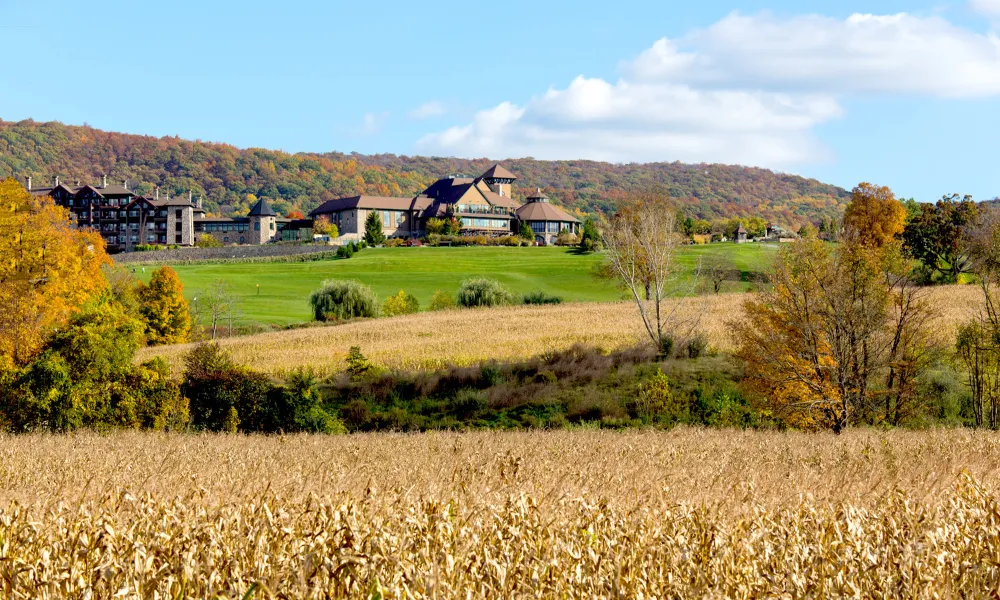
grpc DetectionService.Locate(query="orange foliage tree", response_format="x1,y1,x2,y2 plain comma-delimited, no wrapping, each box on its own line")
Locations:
735,184,934,431
0,178,109,369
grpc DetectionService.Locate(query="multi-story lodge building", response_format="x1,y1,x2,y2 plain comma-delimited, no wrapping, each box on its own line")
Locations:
309,164,581,245
26,177,311,252
27,176,202,252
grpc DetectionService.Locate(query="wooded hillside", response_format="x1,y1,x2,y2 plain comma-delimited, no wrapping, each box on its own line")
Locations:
0,119,848,226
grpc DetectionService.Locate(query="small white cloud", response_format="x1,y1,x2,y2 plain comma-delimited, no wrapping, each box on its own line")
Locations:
971,0,1000,16
409,101,447,120
360,112,388,135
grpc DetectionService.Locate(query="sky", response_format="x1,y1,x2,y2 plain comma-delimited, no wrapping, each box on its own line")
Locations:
2,0,1000,199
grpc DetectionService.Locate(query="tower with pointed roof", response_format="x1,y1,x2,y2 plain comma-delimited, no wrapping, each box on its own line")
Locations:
481,164,516,200
248,198,277,244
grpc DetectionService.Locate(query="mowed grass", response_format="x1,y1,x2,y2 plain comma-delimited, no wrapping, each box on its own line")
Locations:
134,244,777,325
140,284,980,377
4,429,1000,597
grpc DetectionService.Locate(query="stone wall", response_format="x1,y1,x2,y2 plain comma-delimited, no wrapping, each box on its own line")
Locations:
114,243,339,264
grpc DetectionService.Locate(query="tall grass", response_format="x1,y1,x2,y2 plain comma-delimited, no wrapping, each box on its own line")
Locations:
1,429,1000,597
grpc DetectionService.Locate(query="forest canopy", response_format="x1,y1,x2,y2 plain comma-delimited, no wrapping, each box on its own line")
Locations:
0,119,849,228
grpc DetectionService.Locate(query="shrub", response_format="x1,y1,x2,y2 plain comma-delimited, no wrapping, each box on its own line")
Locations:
428,290,457,311
336,245,354,259
457,278,516,308
384,238,405,248
309,280,378,322
426,218,446,235
522,290,563,305
346,346,381,380
383,290,420,317
556,231,580,246
519,221,534,241
686,333,709,359
196,234,222,248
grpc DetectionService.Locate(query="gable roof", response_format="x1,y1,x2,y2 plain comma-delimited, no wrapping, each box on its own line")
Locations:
481,164,516,180
310,195,428,215
248,198,277,217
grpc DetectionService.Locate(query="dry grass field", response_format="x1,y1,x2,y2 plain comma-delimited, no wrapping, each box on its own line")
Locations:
140,285,982,376
2,429,1000,598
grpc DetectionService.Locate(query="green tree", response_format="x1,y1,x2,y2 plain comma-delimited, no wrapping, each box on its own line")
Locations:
580,218,601,252
457,278,516,308
136,266,191,345
309,280,379,321
364,210,386,246
428,290,456,311
519,221,534,241
902,195,978,283
382,290,420,317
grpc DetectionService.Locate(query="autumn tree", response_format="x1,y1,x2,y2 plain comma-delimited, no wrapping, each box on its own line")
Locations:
842,182,907,248
313,215,338,238
700,252,738,294
285,210,306,220
0,178,109,369
136,266,192,345
736,183,934,431
601,191,698,355
196,233,222,248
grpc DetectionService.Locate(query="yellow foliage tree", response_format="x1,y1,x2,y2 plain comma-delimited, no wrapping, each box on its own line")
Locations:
136,266,192,345
0,178,109,369
843,182,906,248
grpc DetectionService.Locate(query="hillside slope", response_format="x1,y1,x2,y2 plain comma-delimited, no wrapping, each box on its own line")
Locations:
0,119,848,226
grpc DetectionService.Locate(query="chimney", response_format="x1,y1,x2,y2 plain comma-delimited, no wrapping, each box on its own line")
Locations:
123,180,128,190
189,190,193,203
102,175,107,188
155,187,159,200
197,197,203,209
55,176,60,186
26,176,31,191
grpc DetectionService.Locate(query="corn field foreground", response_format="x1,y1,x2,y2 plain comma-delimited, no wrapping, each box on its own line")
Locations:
3,429,1000,598
140,285,980,377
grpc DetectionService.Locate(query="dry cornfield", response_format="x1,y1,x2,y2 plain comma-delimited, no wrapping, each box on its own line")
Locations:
140,285,982,377
2,429,1000,598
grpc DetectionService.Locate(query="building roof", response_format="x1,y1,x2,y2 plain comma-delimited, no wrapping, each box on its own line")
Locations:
736,223,747,234
516,200,580,223
97,184,133,196
481,164,516,180
310,195,427,215
248,198,277,217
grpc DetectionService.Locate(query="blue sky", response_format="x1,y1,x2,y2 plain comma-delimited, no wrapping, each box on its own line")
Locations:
2,0,1000,199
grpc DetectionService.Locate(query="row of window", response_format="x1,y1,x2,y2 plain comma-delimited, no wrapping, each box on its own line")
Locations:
530,221,577,234
200,223,250,233
456,204,510,216
461,218,509,229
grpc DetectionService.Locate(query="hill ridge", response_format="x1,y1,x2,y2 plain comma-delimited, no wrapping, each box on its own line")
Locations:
0,118,848,227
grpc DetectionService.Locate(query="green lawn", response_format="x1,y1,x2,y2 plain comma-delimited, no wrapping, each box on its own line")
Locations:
135,244,776,325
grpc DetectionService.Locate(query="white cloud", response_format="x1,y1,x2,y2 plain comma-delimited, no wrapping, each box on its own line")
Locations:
360,112,388,135
971,0,1000,16
409,101,447,120
418,78,840,166
628,12,1000,97
419,11,1000,166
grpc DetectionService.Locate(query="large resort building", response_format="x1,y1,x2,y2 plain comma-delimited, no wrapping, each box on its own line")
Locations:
310,164,581,245
25,163,580,250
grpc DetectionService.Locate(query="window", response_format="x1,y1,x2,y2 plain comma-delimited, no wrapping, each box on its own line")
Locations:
548,222,560,233
461,218,474,227
175,234,182,244
240,236,245,243
254,222,260,231
531,222,545,234
395,211,403,225
382,210,391,228
175,209,182,219
224,237,229,243
269,221,275,231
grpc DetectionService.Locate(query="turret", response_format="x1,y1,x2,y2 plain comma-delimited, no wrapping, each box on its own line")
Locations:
481,164,517,199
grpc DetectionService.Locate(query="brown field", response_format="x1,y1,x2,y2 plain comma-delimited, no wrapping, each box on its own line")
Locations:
3,429,1000,598
140,285,982,376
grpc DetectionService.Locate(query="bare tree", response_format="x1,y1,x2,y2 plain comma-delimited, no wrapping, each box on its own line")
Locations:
600,191,698,355
201,280,240,340
700,252,738,294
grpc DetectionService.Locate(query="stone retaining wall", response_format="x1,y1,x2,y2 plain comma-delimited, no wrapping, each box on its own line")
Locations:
114,244,339,264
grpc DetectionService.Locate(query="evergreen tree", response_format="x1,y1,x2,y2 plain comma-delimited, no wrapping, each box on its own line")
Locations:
364,211,386,246
580,218,601,252
519,221,534,241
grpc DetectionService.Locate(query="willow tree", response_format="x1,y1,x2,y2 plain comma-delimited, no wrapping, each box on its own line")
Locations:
601,191,695,355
